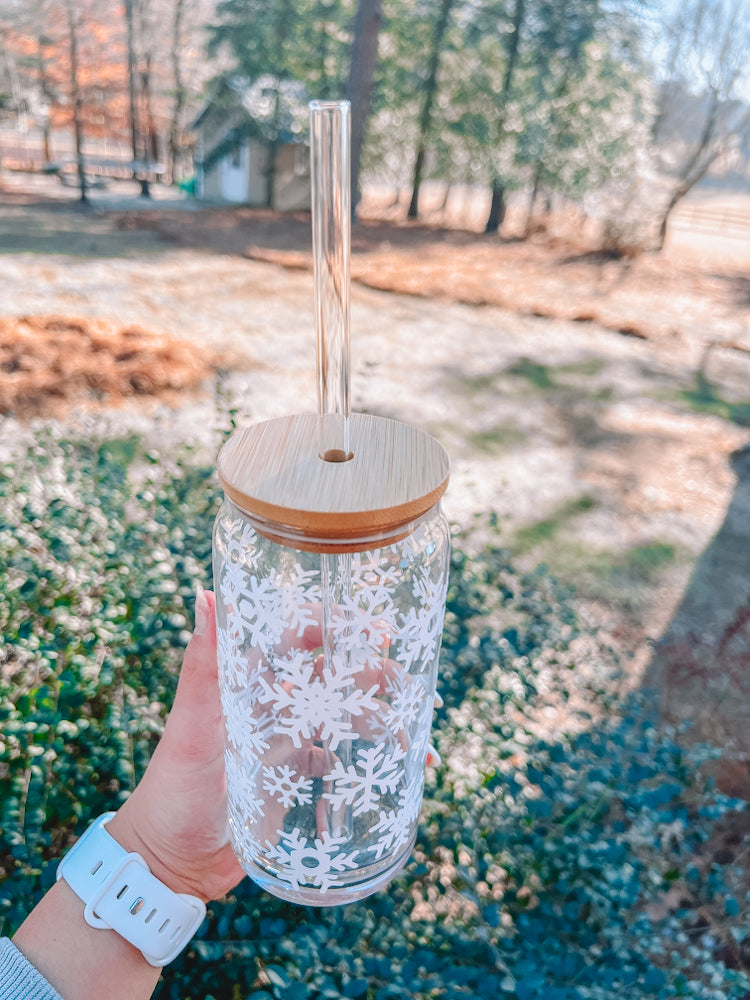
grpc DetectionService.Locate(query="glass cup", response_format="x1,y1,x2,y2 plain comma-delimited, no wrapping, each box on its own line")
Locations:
212,413,450,905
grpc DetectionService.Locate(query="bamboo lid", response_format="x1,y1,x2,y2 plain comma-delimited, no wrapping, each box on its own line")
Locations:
217,412,450,546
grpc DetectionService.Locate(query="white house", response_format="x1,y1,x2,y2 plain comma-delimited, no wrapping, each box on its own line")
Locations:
191,75,311,210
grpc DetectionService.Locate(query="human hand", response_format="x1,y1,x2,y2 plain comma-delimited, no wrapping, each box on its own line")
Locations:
108,588,442,901
107,587,245,903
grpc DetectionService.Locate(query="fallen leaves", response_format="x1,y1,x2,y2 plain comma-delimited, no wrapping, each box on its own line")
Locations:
0,314,215,417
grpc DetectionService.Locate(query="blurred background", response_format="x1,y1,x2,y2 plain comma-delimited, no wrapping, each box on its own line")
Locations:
0,0,748,244
1,2,750,998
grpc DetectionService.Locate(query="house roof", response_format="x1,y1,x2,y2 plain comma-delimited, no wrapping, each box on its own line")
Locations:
191,75,310,146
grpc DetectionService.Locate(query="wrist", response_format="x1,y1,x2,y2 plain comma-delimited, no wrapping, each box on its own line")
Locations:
14,878,162,1000
106,806,204,902
55,812,206,969
107,804,210,903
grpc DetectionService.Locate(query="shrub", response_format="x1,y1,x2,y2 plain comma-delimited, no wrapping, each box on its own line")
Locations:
0,431,747,999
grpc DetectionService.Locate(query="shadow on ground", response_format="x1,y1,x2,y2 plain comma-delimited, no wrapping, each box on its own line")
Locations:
647,444,750,773
0,194,174,258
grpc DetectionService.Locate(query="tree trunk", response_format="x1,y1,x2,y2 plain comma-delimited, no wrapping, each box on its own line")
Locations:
36,35,52,162
265,0,295,209
438,181,450,215
65,1,87,203
407,146,426,219
139,50,156,196
524,163,543,238
167,0,187,184
655,185,685,251
653,87,725,251
264,78,286,209
485,181,506,234
484,0,525,234
407,0,453,220
124,0,143,193
346,0,383,213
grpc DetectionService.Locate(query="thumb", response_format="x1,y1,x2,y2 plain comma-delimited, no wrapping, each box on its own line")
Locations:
175,585,218,694
162,586,222,752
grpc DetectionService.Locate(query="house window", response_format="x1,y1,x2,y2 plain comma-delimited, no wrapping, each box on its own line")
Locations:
231,144,242,168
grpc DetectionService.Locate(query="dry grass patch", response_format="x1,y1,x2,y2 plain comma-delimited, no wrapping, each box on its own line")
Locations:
0,314,214,417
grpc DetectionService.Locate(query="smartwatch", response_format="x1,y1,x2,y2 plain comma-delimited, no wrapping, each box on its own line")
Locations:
56,812,206,967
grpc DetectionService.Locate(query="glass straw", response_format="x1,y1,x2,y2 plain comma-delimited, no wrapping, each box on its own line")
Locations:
310,100,352,462
311,101,354,839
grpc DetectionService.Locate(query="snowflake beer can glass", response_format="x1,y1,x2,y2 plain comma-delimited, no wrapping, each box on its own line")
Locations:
213,412,450,904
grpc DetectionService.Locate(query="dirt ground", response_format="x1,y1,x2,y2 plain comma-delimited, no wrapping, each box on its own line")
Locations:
1,179,749,780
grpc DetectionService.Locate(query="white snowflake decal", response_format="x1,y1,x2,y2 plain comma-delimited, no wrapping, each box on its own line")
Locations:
222,688,273,759
215,502,450,896
351,550,401,591
271,647,314,681
323,743,406,816
225,751,265,819
383,672,428,734
398,572,447,670
367,806,414,860
265,827,359,893
257,652,379,750
262,764,313,808
413,571,448,617
271,564,321,637
367,767,423,859
220,559,249,604
331,588,397,654
224,521,260,567
216,625,250,689
236,575,286,653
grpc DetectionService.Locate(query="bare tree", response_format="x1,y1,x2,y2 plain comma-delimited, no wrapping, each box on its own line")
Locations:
125,0,157,196
124,0,141,189
167,0,188,183
484,0,525,234
653,0,750,249
407,0,454,220
61,0,87,202
346,0,383,212
35,29,55,162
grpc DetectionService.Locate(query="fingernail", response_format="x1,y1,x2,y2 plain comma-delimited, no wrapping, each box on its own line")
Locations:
433,691,444,708
426,744,442,768
194,584,209,636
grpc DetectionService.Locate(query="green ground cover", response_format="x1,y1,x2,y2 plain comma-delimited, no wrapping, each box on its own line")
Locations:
0,430,748,999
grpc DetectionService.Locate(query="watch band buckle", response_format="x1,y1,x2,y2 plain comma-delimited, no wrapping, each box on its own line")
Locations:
83,852,149,929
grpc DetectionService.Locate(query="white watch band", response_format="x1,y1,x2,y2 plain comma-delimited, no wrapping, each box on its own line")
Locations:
56,812,206,967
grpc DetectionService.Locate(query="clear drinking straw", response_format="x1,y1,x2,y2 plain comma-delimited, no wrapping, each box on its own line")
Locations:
310,100,352,462
311,100,354,839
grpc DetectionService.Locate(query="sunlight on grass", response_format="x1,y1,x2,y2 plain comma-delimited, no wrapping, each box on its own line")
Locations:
620,542,678,583
506,496,682,613
678,374,750,427
508,357,606,393
465,421,530,454
508,357,556,389
511,495,598,552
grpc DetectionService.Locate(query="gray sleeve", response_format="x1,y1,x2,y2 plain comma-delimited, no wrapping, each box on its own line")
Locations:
0,939,63,1000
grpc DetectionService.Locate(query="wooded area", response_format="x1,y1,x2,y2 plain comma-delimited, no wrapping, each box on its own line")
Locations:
1,6,750,994
0,0,749,242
